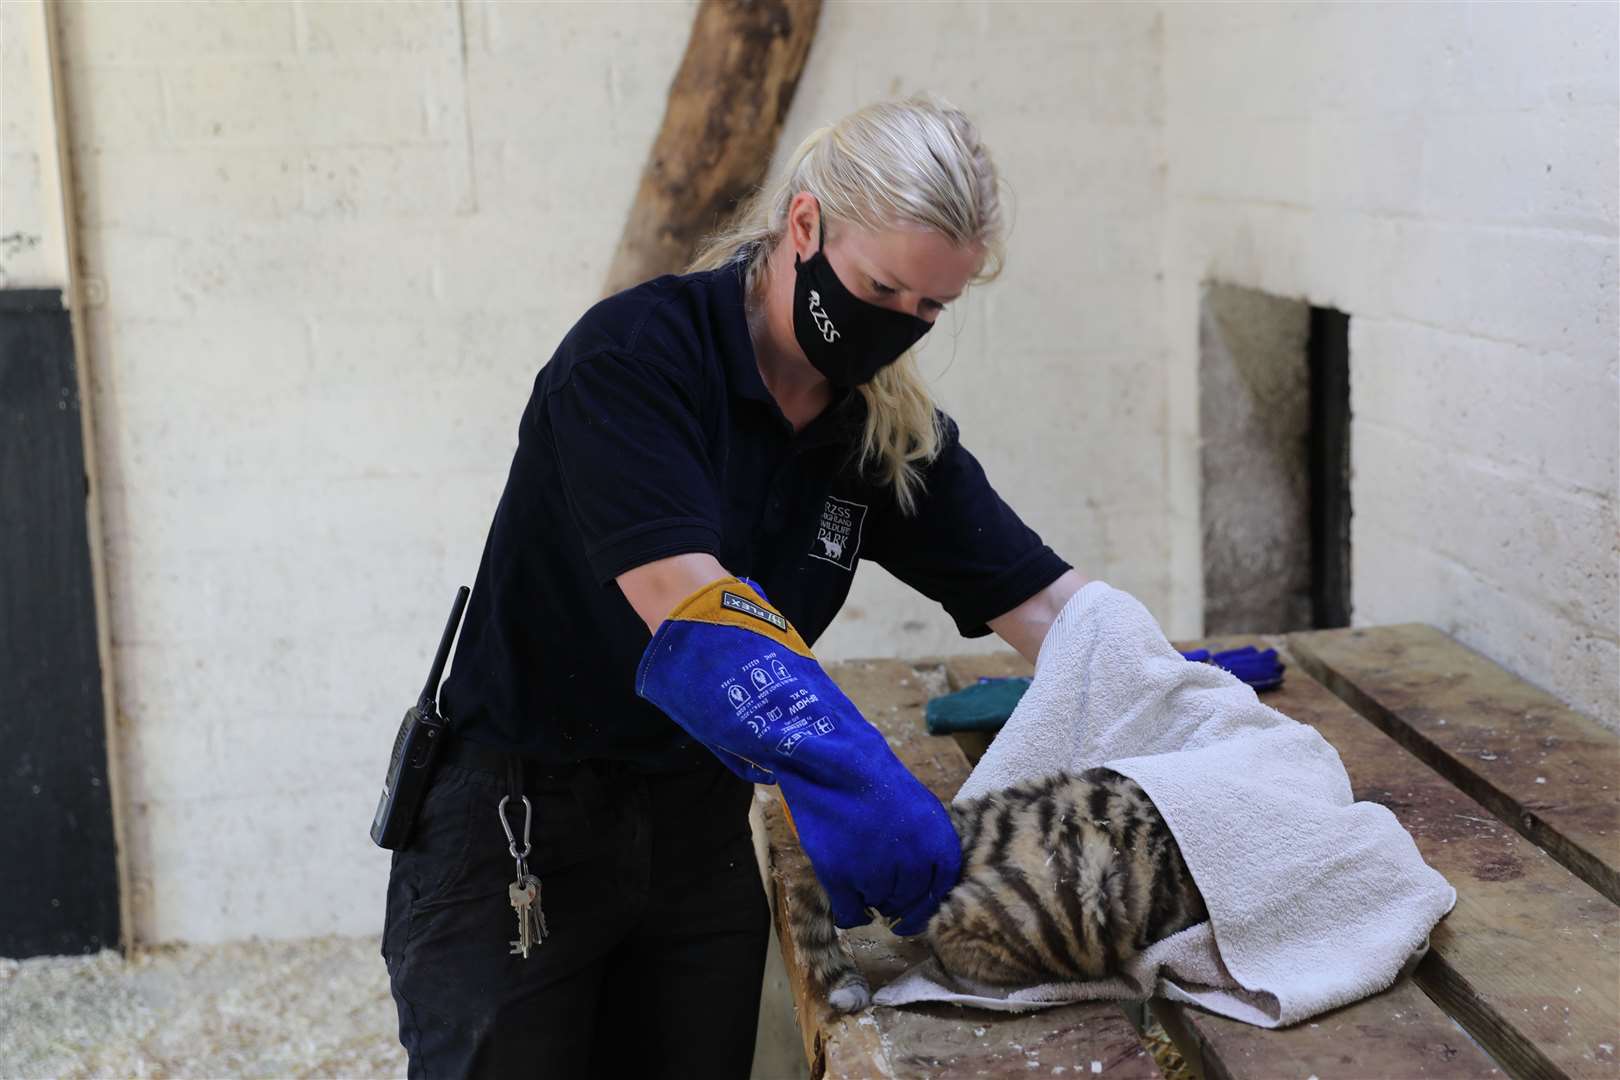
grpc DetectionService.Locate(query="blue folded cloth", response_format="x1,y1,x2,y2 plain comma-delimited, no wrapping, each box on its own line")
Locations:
924,646,1285,735
1181,645,1287,691
924,677,1031,734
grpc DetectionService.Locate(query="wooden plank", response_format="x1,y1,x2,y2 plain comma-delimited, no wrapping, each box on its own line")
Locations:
1153,979,1500,1080
1289,623,1620,906
762,798,889,1076
944,650,1502,1080
846,1001,1157,1080
763,658,1156,1079
1199,635,1617,1080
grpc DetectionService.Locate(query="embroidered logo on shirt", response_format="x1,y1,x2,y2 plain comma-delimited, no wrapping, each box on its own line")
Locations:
721,591,789,632
809,496,867,571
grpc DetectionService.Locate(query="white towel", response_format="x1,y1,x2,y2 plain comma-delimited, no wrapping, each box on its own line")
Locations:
872,581,1457,1027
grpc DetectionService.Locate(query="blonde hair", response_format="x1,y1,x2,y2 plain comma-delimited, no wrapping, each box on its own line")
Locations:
686,94,1007,515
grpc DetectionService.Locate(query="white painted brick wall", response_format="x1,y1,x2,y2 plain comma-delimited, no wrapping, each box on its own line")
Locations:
21,0,701,944
1164,1,1619,729
2,0,65,287
6,0,1613,944
11,0,1166,943
796,2,1170,659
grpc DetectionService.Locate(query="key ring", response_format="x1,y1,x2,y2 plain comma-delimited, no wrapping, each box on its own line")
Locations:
498,794,532,861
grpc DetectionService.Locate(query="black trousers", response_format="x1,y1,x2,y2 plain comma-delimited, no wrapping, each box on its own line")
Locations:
381,752,770,1079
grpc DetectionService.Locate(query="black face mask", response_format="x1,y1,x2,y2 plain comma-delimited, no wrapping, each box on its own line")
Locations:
792,213,933,388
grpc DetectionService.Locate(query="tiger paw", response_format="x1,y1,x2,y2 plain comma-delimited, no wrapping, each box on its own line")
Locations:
827,974,872,1013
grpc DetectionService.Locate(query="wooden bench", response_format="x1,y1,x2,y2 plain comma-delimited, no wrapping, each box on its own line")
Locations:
761,626,1619,1079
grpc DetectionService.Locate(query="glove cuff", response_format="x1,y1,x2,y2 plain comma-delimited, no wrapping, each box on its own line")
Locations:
633,575,817,778
645,576,815,665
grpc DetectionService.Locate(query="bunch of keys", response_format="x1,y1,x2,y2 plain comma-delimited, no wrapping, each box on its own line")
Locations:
498,793,548,958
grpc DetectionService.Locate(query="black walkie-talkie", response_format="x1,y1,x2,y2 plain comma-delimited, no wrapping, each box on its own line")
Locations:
370,585,470,850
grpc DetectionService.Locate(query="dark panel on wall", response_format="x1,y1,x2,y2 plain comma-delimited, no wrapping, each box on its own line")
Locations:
1199,283,1315,636
0,288,121,957
1308,306,1352,629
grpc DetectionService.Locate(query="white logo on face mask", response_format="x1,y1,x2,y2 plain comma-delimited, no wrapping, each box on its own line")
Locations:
807,289,839,344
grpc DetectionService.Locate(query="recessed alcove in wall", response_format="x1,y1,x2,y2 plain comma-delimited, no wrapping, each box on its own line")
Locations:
1200,284,1351,635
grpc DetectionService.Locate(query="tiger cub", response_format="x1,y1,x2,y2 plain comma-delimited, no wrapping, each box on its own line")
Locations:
782,768,1208,1013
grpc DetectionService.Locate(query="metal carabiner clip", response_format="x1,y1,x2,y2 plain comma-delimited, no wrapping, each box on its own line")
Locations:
497,793,532,861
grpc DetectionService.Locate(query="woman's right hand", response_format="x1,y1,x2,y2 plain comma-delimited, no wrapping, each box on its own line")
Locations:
633,575,962,934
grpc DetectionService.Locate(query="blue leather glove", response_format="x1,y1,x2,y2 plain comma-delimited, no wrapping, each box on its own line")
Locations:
636,577,961,934
674,578,787,787
1180,645,1286,690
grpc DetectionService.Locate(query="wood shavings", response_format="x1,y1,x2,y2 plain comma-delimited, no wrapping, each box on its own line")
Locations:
0,935,403,1078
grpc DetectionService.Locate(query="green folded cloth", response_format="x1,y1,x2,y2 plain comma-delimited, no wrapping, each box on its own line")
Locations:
924,676,1031,734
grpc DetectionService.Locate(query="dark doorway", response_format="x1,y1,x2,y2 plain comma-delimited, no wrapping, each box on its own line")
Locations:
1,288,122,957
1200,284,1351,635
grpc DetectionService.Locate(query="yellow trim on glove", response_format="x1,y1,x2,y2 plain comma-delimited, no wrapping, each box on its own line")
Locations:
665,577,816,659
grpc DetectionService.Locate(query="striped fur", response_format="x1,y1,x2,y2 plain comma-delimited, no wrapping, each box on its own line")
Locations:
784,768,1207,1012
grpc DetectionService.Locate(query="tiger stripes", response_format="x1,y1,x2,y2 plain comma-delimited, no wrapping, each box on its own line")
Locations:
782,768,1208,1011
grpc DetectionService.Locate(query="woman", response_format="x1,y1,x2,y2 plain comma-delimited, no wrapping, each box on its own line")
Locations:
381,94,1087,1078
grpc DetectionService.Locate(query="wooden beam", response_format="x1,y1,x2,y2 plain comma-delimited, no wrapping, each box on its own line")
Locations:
1289,623,1620,906
948,650,1506,1080
603,0,821,297
1234,635,1616,1080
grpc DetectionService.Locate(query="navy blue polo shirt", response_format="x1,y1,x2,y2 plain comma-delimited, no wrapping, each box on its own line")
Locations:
439,259,1070,770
